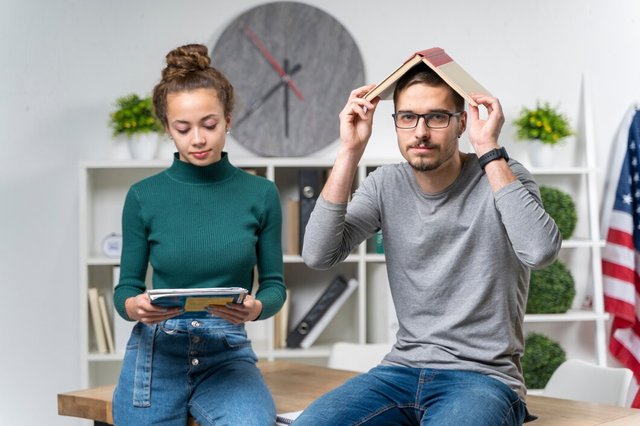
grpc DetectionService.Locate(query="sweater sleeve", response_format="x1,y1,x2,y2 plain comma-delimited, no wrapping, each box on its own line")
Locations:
113,187,149,321
254,183,287,320
494,161,562,269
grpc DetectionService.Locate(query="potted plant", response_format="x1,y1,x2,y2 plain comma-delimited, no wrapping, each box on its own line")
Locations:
513,101,573,167
109,94,164,160
522,333,566,389
539,185,577,239
526,260,576,314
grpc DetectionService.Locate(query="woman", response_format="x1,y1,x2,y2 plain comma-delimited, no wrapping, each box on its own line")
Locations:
112,43,286,425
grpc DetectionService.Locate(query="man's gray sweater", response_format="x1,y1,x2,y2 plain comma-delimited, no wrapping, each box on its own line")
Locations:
302,155,561,399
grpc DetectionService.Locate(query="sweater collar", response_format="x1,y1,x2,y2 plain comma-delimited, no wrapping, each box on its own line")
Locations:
166,152,237,184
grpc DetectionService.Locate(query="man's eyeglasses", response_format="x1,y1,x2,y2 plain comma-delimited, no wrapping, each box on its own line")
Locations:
392,111,463,129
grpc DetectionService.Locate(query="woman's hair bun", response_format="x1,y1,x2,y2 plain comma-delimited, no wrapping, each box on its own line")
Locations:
163,44,211,79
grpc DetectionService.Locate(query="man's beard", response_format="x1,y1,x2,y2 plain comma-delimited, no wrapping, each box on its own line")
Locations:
407,140,456,172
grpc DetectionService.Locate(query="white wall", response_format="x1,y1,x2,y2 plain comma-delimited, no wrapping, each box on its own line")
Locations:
1,0,639,424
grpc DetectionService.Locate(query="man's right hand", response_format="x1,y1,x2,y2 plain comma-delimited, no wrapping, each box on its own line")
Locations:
338,84,379,154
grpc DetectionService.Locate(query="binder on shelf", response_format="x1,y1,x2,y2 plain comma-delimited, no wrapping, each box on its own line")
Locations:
88,287,108,354
286,275,358,349
298,169,325,252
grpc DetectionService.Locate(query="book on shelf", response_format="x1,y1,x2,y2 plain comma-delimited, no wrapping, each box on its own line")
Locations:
148,287,248,319
88,287,108,354
273,289,291,349
286,199,300,255
98,294,115,354
364,47,491,106
286,276,358,349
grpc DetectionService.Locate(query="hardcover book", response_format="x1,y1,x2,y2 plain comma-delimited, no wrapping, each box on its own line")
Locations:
148,287,248,318
364,47,491,106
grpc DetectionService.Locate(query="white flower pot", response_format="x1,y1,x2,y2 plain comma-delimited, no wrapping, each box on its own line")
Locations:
127,133,159,160
528,142,557,168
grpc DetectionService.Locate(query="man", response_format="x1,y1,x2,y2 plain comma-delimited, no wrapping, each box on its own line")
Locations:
296,63,561,425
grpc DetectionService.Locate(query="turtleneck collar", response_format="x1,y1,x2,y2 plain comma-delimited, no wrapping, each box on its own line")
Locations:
166,152,237,184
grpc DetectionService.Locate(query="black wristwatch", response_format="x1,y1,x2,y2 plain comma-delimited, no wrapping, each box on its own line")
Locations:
478,147,509,170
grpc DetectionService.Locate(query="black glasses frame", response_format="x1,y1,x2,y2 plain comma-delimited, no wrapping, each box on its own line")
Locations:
391,111,463,129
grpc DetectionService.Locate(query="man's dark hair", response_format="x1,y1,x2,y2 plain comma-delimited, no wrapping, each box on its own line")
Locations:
393,63,465,112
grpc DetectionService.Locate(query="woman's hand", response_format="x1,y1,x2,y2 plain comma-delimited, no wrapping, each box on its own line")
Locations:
208,294,263,324
125,293,182,325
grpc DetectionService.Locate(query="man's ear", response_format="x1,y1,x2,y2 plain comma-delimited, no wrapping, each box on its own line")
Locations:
458,110,468,136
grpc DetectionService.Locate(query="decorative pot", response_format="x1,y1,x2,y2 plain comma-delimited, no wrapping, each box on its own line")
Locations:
127,133,159,160
528,141,557,168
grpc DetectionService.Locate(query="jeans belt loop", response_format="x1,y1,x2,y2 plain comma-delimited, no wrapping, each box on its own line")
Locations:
132,323,157,407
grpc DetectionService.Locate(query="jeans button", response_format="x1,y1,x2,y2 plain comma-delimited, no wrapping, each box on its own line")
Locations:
191,358,199,366
191,320,200,328
192,336,201,344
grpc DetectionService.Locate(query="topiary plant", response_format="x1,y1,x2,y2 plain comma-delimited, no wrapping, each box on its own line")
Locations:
522,333,566,389
540,185,577,239
527,260,576,314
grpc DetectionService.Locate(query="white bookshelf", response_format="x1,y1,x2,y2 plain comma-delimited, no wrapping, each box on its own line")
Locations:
78,157,398,387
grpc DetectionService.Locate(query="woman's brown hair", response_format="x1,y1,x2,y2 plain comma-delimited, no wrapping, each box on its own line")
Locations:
153,44,235,128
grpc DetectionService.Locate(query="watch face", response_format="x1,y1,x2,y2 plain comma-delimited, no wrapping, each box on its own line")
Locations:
212,2,365,157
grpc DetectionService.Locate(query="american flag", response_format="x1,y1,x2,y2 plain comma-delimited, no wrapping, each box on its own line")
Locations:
602,109,640,408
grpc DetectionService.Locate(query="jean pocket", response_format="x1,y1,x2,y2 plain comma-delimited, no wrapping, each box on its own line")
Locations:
220,326,251,349
125,322,144,350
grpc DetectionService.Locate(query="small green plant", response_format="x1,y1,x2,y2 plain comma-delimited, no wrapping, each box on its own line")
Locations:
540,186,578,239
522,333,566,389
109,94,163,137
514,102,572,145
527,260,576,314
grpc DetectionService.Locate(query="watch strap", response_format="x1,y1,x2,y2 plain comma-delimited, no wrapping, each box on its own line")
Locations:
478,147,509,170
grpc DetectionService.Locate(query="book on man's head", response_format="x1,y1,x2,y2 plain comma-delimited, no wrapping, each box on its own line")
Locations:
364,47,491,106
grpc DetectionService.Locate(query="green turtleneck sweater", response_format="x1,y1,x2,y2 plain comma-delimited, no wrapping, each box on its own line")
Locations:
114,152,286,321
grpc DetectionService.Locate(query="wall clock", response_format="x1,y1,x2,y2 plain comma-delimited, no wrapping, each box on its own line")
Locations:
211,2,365,157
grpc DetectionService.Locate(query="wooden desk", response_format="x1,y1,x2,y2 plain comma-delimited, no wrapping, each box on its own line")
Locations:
58,360,640,425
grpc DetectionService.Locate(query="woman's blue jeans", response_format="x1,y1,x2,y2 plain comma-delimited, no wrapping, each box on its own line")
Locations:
293,365,530,426
112,317,275,426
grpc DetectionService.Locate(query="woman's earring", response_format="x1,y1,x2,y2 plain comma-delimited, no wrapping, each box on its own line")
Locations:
226,128,231,135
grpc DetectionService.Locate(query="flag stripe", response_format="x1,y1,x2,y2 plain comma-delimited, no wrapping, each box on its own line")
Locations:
602,109,640,408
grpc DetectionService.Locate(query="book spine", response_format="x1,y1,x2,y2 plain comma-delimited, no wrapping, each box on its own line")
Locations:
286,275,350,349
98,294,115,354
88,287,108,354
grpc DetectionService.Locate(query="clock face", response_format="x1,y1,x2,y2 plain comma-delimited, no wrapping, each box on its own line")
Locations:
212,2,365,157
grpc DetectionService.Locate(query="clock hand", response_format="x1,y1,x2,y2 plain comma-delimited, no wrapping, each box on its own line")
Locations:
284,59,290,138
234,63,302,129
240,21,304,101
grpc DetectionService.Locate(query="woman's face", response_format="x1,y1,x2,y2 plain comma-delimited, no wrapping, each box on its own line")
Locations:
165,88,231,166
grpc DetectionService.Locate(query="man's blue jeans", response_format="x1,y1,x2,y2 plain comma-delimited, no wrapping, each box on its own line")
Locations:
293,365,530,425
112,317,275,426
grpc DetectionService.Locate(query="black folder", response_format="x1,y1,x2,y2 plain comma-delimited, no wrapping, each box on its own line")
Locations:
286,275,352,349
298,169,324,252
